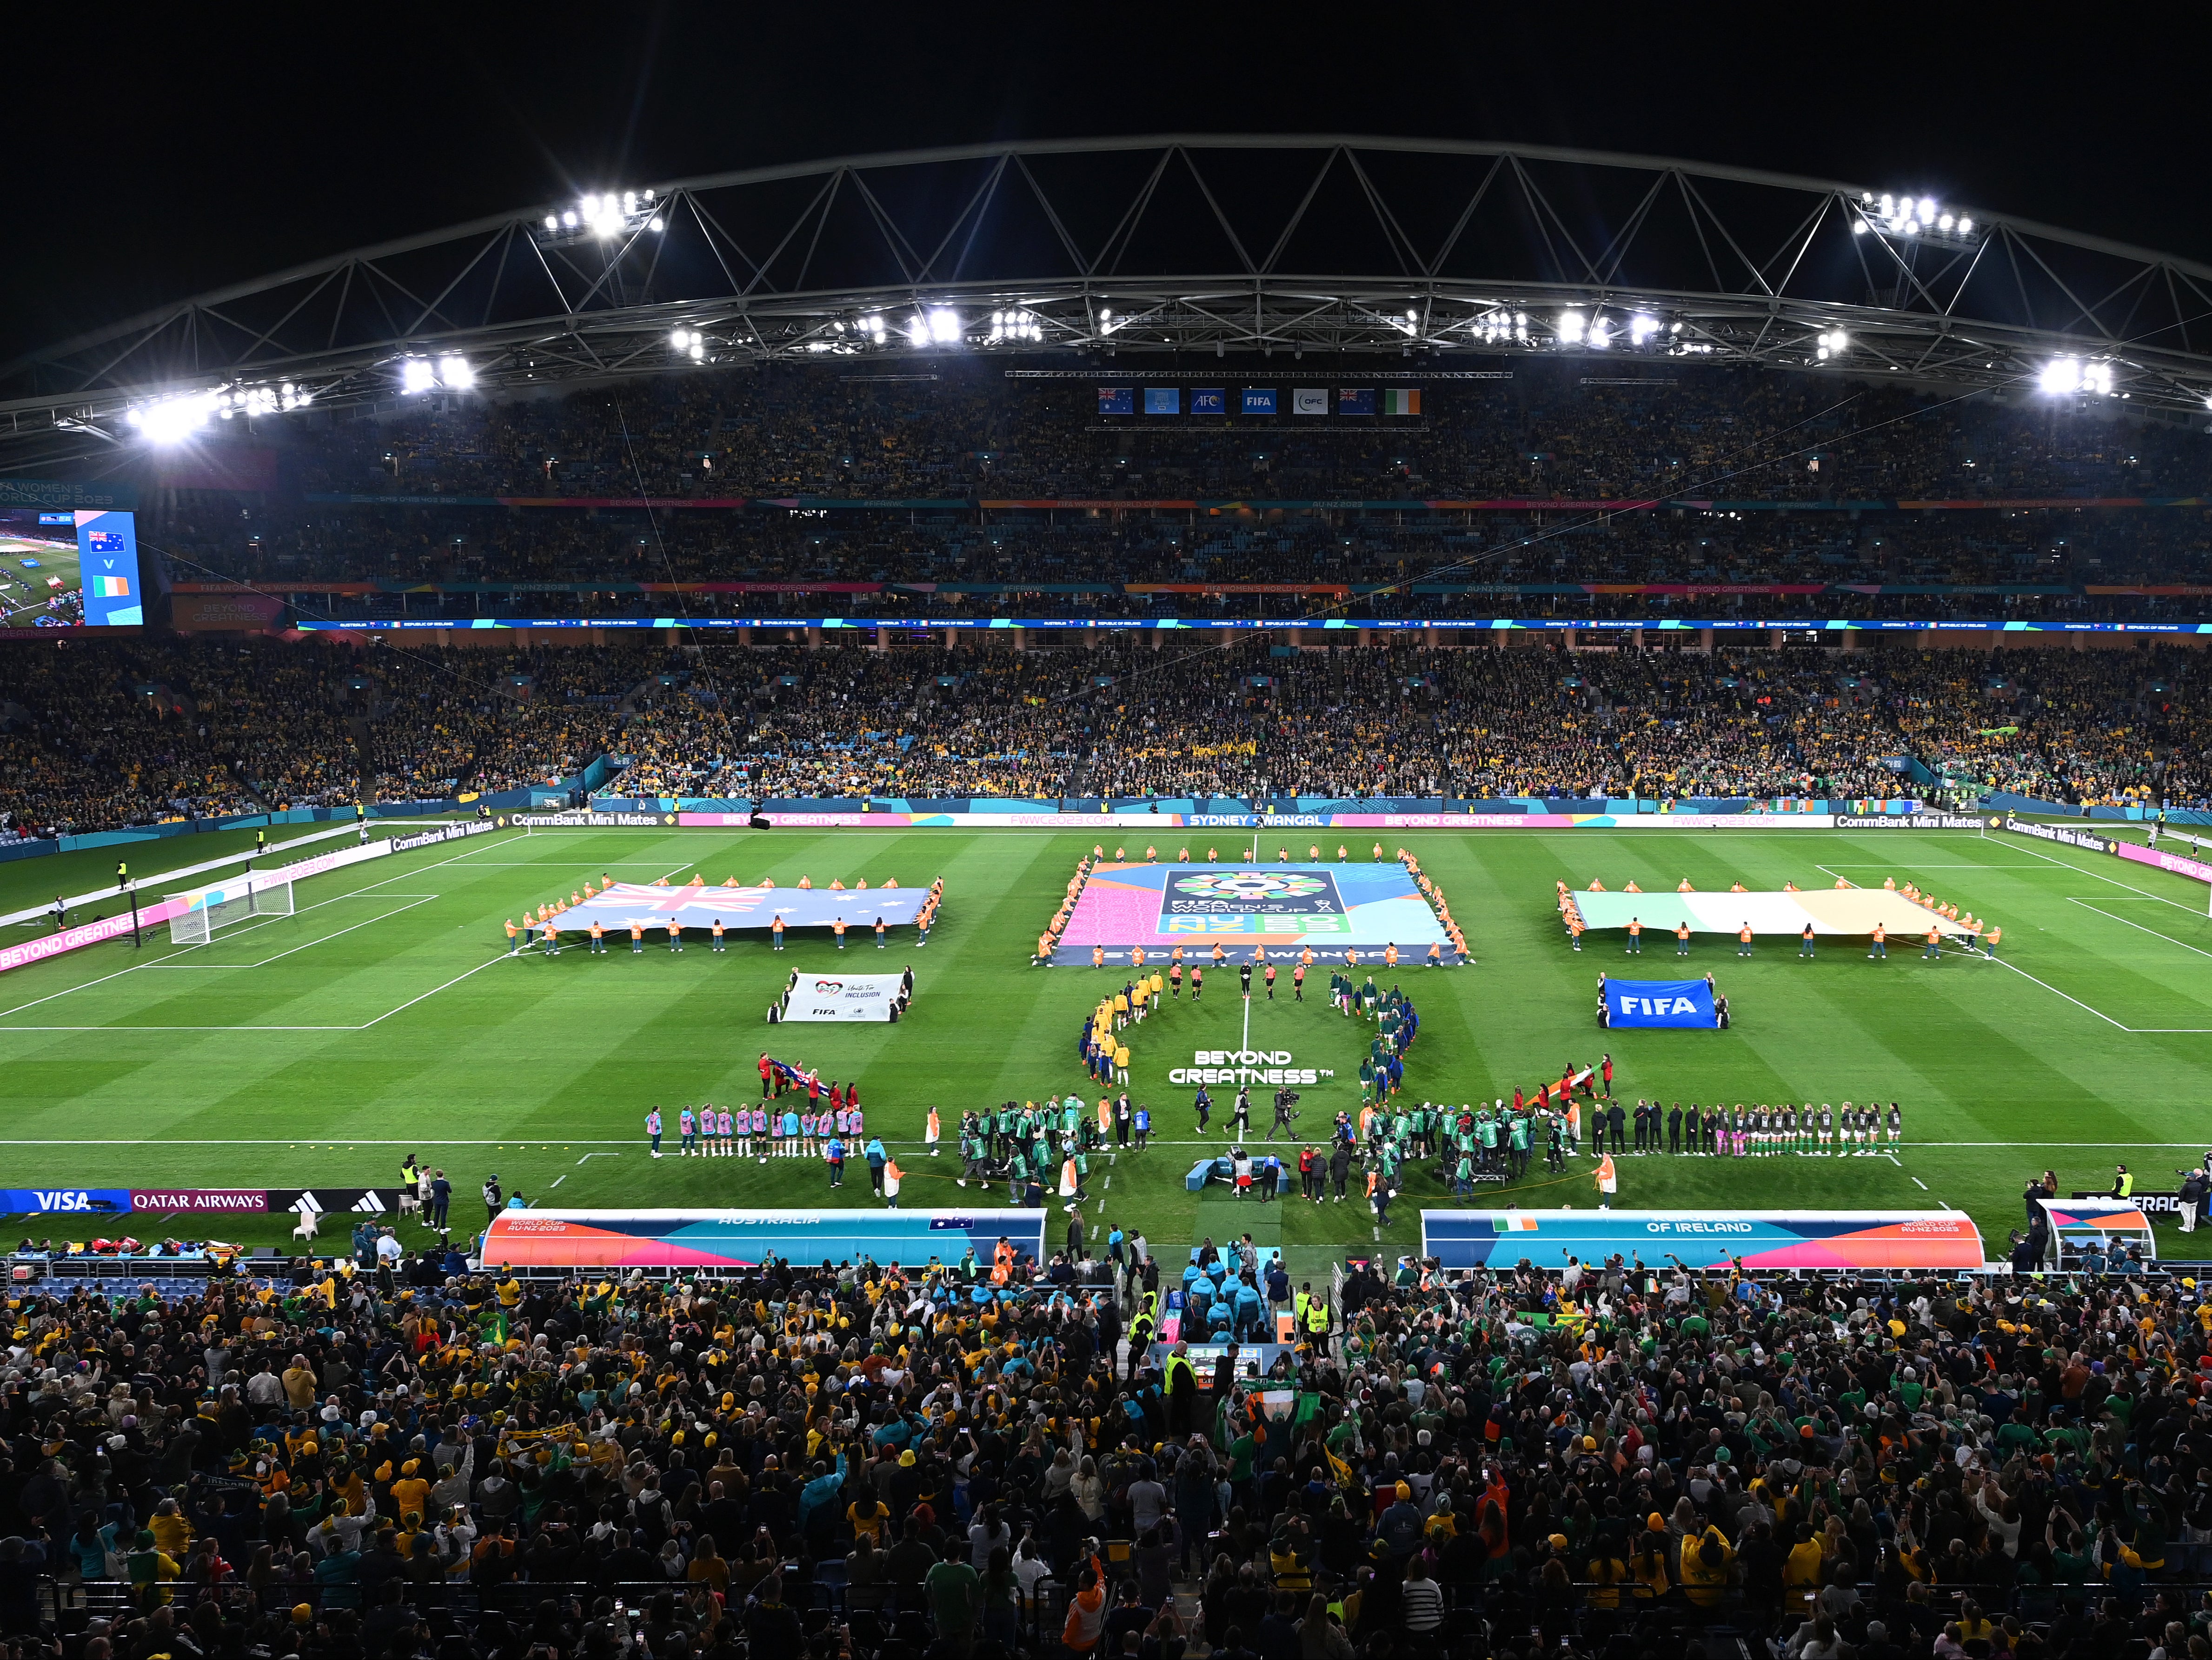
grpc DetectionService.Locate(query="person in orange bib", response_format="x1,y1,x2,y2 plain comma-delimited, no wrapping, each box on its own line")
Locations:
1737,923,1754,958
504,919,520,953
1923,924,1942,961
1594,1151,1618,1208
1983,924,2001,959
1092,944,1105,969
1868,922,1886,960
1675,920,1691,957
1626,918,1643,956
771,915,786,951
832,918,847,949
629,919,645,953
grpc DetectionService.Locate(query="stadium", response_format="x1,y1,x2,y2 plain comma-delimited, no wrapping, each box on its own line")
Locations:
1,118,2210,1653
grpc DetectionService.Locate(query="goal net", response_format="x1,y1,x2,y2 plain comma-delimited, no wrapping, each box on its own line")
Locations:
167,873,294,947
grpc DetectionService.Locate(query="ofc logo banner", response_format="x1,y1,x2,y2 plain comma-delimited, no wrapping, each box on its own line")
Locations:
1604,979,1716,1029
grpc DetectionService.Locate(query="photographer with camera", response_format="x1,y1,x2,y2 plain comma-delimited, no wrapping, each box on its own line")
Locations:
1267,1086,1301,1140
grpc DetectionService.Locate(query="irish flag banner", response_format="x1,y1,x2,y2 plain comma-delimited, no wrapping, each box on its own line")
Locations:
1381,388,1422,416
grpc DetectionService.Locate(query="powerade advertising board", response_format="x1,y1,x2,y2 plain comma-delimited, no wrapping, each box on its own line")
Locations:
1420,1209,1985,1272
480,1208,1046,1270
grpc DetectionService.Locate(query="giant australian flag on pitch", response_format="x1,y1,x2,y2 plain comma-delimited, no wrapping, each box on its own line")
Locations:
1606,979,1716,1029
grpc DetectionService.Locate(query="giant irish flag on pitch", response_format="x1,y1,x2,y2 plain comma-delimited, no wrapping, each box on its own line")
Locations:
1381,388,1421,415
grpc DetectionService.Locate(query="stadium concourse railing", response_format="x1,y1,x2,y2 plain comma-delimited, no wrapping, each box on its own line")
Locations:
34,1563,2212,1645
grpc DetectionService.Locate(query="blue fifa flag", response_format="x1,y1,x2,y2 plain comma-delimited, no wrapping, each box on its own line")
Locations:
1143,387,1179,415
1605,978,1716,1029
1338,388,1376,415
1098,387,1134,415
1242,388,1277,415
1191,388,1227,415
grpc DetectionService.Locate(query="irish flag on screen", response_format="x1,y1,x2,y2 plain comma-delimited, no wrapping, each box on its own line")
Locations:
1382,388,1421,415
95,576,130,598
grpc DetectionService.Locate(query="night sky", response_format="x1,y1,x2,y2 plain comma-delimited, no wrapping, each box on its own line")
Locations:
7,5,2204,365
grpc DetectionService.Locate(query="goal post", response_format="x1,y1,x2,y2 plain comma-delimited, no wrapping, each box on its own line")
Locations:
166,873,294,946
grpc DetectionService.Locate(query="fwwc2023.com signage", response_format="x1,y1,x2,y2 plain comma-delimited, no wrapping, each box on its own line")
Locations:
1169,1049,1334,1087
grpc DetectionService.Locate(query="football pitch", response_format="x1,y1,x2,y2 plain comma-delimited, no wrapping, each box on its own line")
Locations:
0,533,81,623
0,822,2207,1274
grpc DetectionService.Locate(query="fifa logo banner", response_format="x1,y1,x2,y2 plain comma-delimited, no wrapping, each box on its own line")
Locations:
1604,978,1717,1029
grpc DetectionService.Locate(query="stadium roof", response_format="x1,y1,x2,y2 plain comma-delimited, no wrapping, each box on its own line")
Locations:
9,134,2212,459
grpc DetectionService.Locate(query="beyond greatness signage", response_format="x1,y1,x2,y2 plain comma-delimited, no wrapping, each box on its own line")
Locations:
1169,1048,1334,1087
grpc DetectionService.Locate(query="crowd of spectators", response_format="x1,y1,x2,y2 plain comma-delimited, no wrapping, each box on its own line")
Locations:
275,360,2212,506
124,358,2212,628
2,633,2205,836
4,1229,2212,1660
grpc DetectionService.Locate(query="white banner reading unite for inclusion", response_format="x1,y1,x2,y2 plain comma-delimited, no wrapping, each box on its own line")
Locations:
783,973,906,1022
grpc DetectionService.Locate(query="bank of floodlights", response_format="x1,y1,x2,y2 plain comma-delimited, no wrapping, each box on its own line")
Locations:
538,189,665,243
1814,329,1849,361
1470,310,1528,345
670,328,709,362
397,355,475,395
988,309,1043,344
124,390,222,444
2038,357,2114,397
906,307,963,346
1853,192,1977,242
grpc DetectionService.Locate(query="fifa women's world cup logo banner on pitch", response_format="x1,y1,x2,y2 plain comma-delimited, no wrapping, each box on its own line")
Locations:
1053,861,1449,963
1163,870,1343,934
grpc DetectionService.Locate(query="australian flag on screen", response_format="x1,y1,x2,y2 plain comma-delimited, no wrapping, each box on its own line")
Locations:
88,531,125,553
1191,388,1227,415
1338,388,1376,416
1098,387,1134,415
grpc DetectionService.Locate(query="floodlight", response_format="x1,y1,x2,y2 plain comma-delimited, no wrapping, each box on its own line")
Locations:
439,355,475,390
2082,361,2113,395
648,216,664,232
2039,359,2082,394
928,307,961,344
1958,218,1973,235
126,390,219,444
1556,309,1586,344
1852,220,1869,234
1628,312,1660,344
582,194,600,215
544,216,558,231
562,211,578,228
1879,194,1893,215
672,328,691,348
1918,198,1935,219
1587,315,1613,349
401,359,438,395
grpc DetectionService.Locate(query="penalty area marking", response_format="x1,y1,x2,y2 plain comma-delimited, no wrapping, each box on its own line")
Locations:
2066,898,2212,959
1981,953,2212,1033
0,950,511,1033
145,895,442,969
